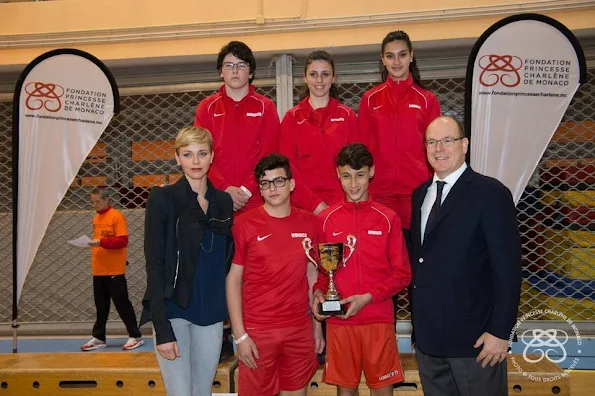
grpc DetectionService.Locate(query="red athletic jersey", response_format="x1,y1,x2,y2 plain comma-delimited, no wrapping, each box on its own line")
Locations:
358,75,441,228
194,85,280,212
232,206,317,329
280,97,359,210
313,198,411,326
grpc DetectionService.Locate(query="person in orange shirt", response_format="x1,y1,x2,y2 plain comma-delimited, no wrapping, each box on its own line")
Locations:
81,188,143,352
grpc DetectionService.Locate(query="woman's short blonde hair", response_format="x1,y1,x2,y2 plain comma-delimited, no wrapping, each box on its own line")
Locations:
175,126,213,153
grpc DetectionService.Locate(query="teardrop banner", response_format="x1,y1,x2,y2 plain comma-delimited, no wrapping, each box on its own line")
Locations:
12,49,119,350
465,13,586,203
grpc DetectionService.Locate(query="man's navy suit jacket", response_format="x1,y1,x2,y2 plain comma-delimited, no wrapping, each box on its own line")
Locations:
410,166,522,358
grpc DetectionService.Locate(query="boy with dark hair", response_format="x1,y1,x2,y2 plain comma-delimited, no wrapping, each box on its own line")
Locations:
312,143,412,396
216,41,257,83
194,41,280,213
336,142,374,171
253,153,293,181
226,153,324,396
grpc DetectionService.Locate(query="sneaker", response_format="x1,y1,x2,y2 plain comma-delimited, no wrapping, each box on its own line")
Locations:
122,337,144,351
81,337,106,351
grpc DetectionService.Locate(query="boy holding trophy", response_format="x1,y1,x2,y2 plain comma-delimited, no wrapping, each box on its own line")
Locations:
227,154,324,396
312,143,412,395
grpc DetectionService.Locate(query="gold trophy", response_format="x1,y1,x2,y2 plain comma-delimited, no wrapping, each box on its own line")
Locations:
303,235,356,315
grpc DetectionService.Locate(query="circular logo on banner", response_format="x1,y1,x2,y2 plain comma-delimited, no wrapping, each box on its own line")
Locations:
25,82,64,112
508,309,581,382
478,54,523,87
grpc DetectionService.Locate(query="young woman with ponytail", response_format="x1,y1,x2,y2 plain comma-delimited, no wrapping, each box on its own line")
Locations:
358,31,441,234
280,50,359,212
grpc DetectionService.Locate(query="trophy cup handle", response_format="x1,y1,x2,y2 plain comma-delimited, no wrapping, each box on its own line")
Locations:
302,238,318,268
343,235,357,266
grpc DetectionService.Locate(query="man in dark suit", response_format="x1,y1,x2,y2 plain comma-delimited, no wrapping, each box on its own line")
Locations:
410,116,522,396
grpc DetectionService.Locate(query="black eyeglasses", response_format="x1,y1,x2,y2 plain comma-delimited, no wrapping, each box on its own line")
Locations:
258,177,290,190
425,137,465,148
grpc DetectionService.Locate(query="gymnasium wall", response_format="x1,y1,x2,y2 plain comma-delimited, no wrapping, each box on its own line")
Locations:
1,1,594,66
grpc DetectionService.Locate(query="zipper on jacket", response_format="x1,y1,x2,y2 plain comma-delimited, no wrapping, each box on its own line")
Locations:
225,238,234,263
233,103,239,183
173,218,180,288
355,203,363,296
210,217,231,223
352,202,365,325
212,217,233,264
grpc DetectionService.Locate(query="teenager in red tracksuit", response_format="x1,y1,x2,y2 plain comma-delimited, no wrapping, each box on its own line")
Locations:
194,41,280,213
227,154,323,396
358,31,441,232
280,50,359,214
312,143,412,396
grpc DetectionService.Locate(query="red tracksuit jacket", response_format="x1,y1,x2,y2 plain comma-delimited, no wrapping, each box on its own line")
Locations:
313,198,412,326
280,97,359,211
358,75,441,228
194,85,280,211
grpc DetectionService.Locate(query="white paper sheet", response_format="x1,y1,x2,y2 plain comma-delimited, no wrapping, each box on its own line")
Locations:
67,235,92,248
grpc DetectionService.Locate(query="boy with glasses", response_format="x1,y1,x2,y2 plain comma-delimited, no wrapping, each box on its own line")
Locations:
194,41,280,213
312,143,411,396
226,154,324,396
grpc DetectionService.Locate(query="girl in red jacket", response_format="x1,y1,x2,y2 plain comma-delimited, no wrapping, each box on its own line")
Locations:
358,31,441,232
280,50,359,214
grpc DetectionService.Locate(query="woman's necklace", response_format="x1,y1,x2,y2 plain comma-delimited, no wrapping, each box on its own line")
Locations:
197,193,213,253
201,232,214,253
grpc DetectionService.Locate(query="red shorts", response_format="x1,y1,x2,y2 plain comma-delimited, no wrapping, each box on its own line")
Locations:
324,323,404,389
238,322,318,396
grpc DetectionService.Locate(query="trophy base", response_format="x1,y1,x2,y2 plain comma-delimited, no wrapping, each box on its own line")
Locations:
319,300,345,316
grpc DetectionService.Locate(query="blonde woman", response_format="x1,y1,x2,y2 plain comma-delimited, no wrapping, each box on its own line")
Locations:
140,126,234,395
